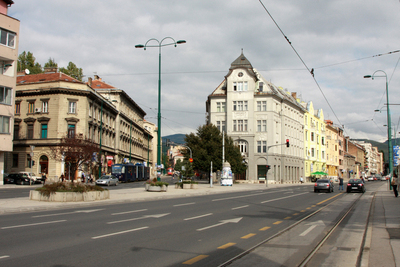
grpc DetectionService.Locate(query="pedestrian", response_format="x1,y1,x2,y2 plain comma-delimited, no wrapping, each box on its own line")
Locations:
300,176,304,184
60,174,65,182
42,173,47,185
391,173,398,198
339,177,344,191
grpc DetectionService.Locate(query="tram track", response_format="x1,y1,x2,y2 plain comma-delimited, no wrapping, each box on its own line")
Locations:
219,192,372,267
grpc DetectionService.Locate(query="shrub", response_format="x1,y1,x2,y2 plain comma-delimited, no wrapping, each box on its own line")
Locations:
145,179,168,187
35,182,106,197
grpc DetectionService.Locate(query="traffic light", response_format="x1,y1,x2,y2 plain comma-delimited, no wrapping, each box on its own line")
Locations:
266,165,270,171
286,139,289,147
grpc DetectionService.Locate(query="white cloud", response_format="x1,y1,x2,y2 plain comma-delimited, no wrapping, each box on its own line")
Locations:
10,0,400,141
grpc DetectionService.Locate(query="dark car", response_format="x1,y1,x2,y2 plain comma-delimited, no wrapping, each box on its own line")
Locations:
314,179,334,193
347,178,366,193
6,173,33,185
4,174,16,184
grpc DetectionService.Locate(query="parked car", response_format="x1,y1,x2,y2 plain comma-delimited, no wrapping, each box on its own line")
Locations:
18,172,41,184
4,174,17,184
95,175,118,186
314,179,334,193
7,173,34,185
380,175,388,181
347,178,366,193
367,176,375,181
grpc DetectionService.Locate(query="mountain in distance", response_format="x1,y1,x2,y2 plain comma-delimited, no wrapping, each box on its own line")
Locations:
162,134,186,145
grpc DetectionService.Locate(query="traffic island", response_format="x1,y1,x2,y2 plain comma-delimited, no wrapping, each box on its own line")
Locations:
145,179,169,192
29,182,110,202
30,190,110,202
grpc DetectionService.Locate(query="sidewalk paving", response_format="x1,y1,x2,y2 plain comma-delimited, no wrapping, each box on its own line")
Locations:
0,181,398,266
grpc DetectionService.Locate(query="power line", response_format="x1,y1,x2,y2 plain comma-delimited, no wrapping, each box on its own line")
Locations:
315,50,400,69
258,0,343,129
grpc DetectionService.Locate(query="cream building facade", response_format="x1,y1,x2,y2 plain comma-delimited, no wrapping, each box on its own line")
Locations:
206,52,305,183
7,71,152,181
0,0,19,184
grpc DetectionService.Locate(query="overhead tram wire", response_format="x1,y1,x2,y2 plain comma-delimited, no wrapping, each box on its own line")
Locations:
258,0,343,129
85,51,399,78
315,50,400,70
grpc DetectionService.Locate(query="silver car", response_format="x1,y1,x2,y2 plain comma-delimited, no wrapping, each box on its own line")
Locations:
314,179,334,193
95,175,119,186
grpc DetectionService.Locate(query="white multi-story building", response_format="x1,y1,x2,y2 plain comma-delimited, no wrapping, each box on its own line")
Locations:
206,52,305,183
0,0,19,184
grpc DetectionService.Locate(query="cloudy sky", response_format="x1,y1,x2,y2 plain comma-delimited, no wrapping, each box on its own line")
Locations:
9,0,400,142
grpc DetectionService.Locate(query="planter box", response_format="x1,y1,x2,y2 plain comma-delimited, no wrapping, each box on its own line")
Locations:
183,184,191,189
29,190,110,202
147,185,168,192
191,184,198,189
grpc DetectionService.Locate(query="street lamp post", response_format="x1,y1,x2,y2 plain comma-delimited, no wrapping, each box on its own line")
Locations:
98,100,103,179
364,71,393,181
135,37,186,178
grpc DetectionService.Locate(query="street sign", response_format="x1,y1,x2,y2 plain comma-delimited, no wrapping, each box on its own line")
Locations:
189,158,193,163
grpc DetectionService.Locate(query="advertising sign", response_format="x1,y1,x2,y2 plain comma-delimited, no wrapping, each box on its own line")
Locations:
394,145,400,167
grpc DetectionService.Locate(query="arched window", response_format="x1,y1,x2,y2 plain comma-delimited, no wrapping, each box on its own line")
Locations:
39,155,49,174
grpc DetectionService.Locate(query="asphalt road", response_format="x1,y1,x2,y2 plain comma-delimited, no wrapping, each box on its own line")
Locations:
0,181,384,267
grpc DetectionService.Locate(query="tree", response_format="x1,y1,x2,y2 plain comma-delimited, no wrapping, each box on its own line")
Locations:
174,159,183,172
17,51,43,74
49,135,99,181
44,58,58,68
184,124,246,176
59,61,83,81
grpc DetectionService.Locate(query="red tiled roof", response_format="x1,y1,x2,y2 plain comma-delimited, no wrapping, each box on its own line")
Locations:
16,72,83,85
90,80,116,89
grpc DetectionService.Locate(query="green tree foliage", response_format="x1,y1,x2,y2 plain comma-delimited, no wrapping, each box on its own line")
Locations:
17,51,43,74
174,159,183,172
17,52,84,81
59,62,83,81
44,58,58,68
184,124,246,175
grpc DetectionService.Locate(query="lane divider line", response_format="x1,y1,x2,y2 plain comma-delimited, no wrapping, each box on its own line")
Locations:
261,192,309,203
174,202,196,207
317,193,342,205
259,226,271,231
241,233,256,239
218,243,236,249
273,221,282,225
232,205,249,210
184,213,213,221
91,226,148,239
1,220,66,229
182,255,209,265
111,209,147,215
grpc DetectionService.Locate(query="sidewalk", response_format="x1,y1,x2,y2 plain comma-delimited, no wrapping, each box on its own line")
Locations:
0,181,398,266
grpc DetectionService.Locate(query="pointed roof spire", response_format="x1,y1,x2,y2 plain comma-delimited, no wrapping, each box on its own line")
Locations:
225,49,258,81
230,49,253,70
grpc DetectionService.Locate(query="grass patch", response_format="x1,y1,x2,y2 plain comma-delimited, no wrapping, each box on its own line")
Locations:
35,182,106,197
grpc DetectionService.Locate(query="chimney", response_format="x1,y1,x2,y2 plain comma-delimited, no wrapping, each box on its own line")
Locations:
291,92,297,99
88,77,92,87
94,75,101,81
44,67,57,74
